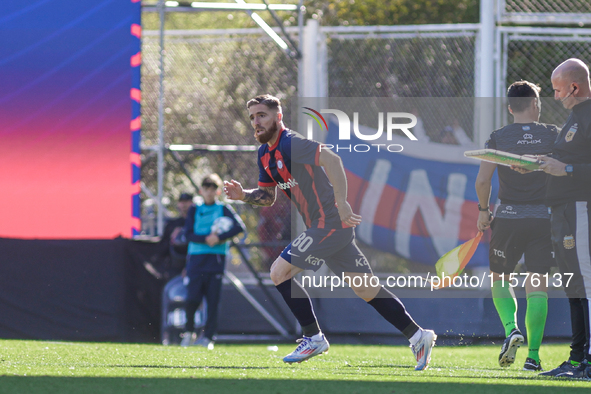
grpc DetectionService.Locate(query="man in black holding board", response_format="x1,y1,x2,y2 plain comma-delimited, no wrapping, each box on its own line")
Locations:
534,58,591,379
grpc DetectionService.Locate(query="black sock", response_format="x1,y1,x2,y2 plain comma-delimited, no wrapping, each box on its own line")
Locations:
184,300,200,332
367,287,420,339
276,279,320,337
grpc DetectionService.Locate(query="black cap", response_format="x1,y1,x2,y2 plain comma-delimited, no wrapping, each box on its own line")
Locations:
178,193,193,201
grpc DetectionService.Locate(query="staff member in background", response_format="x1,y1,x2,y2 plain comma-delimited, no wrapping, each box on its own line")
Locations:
181,174,245,349
146,193,194,280
534,58,591,379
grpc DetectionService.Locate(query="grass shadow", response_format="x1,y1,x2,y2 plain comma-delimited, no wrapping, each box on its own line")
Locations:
0,376,589,394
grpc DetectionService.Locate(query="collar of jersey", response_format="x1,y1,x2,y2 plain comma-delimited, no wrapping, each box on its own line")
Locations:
268,128,286,151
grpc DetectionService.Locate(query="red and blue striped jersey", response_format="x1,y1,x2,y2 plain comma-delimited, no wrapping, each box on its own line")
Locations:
257,129,343,229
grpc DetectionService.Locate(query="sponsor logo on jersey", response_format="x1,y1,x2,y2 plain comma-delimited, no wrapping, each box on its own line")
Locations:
305,255,325,266
500,205,517,215
277,178,299,190
565,123,578,142
517,133,541,144
522,126,531,131
493,249,506,258
355,257,369,267
563,235,575,249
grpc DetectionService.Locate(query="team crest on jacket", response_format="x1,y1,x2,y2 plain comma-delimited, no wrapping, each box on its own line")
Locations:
565,123,578,142
563,235,575,249
277,160,284,169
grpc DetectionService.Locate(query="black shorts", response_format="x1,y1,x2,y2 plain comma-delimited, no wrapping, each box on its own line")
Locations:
489,217,555,275
280,227,372,275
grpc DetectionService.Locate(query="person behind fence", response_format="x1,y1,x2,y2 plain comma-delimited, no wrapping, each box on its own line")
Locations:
531,58,591,379
475,80,558,372
180,174,245,348
224,94,437,370
147,193,194,280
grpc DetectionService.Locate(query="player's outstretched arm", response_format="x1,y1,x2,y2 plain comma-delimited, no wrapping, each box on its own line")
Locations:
224,180,276,207
318,149,362,227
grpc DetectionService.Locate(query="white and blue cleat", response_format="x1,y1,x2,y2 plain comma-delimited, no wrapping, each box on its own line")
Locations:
411,329,437,371
283,333,330,364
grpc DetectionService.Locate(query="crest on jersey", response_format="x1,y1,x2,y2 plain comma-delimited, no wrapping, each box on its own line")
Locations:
563,235,575,249
565,123,578,142
277,160,284,169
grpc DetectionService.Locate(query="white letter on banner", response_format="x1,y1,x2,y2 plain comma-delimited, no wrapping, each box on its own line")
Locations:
358,159,392,245
395,170,466,258
321,109,350,140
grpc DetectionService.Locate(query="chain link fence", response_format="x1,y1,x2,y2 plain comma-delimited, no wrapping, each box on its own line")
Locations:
141,24,481,273
504,0,591,14
141,29,297,270
142,30,298,148
140,19,590,273
325,26,478,143
501,29,591,126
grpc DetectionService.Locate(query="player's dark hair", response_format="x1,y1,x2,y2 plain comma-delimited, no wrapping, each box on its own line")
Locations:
507,80,541,113
246,94,282,112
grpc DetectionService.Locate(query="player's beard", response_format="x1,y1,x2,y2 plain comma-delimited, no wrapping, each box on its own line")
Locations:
254,122,278,144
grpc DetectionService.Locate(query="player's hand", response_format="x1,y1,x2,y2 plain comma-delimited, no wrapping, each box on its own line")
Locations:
224,180,245,200
477,210,493,231
337,201,362,227
510,165,532,174
538,156,567,176
205,234,220,246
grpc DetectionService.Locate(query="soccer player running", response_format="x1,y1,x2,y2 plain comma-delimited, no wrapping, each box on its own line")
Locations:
224,94,436,370
533,58,591,379
476,81,558,371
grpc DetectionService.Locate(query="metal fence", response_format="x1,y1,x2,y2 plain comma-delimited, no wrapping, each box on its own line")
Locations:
141,29,297,270
498,27,591,126
140,12,591,272
142,29,298,148
323,25,479,142
503,0,591,14
140,24,481,272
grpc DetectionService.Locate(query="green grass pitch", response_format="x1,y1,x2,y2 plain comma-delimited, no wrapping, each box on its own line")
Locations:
0,340,589,393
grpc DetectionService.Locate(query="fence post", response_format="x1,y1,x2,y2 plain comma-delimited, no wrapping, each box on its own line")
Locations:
300,18,328,142
301,19,319,98
156,0,166,236
475,0,496,146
